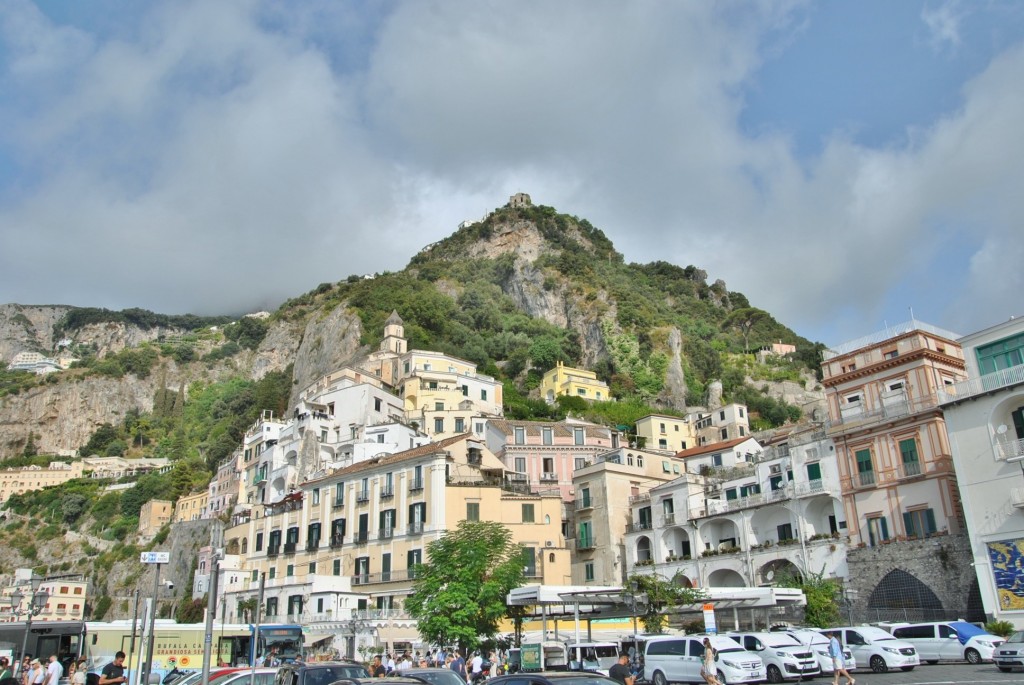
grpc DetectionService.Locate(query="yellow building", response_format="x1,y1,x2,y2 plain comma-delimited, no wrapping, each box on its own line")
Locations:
174,491,209,523
635,414,696,453
0,572,88,623
222,433,569,654
0,461,85,504
540,362,611,403
139,499,173,538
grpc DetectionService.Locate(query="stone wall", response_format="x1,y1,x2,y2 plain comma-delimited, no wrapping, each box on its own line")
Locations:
845,532,981,622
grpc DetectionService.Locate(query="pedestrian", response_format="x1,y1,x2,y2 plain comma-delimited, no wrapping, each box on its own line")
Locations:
608,653,634,685
72,660,87,685
828,632,854,685
450,652,467,682
18,658,31,685
28,660,44,685
98,653,127,685
700,639,720,685
370,656,385,678
469,652,483,683
0,658,14,681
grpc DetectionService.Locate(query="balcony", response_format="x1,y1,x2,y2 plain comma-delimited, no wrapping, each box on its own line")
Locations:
900,460,923,479
939,363,1024,405
353,531,369,544
858,471,876,487
305,540,321,552
1012,488,1024,509
574,498,595,511
332,498,345,509
253,473,268,485
353,608,411,620
625,521,653,534
267,546,280,557
407,521,425,535
378,527,394,540
380,487,394,500
356,490,370,503
829,394,942,435
409,479,424,492
997,438,1024,462
663,513,676,526
283,542,297,555
351,569,418,586
575,537,597,551
329,534,345,549
628,493,651,505
540,472,558,482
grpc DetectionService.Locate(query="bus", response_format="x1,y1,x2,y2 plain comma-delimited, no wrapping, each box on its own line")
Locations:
0,621,85,669
85,621,304,679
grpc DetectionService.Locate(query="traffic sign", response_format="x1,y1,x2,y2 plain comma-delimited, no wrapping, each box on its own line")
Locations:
140,551,170,564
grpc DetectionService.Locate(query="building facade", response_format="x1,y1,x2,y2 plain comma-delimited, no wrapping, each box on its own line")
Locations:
540,362,612,403
940,315,1024,626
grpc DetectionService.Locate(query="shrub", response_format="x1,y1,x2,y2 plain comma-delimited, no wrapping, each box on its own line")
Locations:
986,620,1015,638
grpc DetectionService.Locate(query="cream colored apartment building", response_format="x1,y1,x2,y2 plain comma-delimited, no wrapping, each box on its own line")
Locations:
540,361,612,403
174,490,209,523
223,433,569,655
139,499,173,538
0,571,88,623
0,461,84,503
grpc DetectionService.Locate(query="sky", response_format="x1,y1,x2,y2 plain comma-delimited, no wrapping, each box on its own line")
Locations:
2,0,1023,347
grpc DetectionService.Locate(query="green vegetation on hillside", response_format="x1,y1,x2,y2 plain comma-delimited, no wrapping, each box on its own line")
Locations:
54,307,233,336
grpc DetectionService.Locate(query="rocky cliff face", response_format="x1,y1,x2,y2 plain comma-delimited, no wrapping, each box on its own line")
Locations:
0,304,73,360
288,305,367,405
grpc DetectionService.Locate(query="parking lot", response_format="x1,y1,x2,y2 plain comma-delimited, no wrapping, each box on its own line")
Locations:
831,662,1020,683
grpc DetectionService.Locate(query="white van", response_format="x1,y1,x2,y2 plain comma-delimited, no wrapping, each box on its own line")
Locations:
887,621,1004,664
728,632,820,682
566,642,620,675
821,626,919,673
644,634,764,685
781,628,857,674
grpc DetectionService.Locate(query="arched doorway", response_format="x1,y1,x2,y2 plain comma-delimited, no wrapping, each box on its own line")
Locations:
758,558,801,585
708,568,746,587
868,568,944,620
636,536,652,563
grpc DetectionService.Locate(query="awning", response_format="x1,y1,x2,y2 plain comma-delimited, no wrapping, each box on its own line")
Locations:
304,633,334,647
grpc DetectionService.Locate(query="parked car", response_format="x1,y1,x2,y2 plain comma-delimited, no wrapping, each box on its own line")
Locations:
780,628,857,674
994,630,1024,672
391,669,468,685
644,634,764,685
214,669,279,685
487,672,621,685
727,631,820,682
886,621,1004,664
818,626,918,673
275,661,371,685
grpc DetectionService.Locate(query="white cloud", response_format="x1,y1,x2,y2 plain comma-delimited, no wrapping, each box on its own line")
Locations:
0,0,1021,344
921,1,965,51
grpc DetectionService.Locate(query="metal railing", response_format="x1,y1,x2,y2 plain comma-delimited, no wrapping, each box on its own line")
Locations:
409,479,424,492
407,521,425,535
575,537,597,550
858,471,876,487
356,490,370,503
997,438,1024,461
901,460,923,478
353,531,369,544
625,522,653,534
329,535,345,549
378,527,394,540
380,487,394,500
829,394,942,433
939,363,1024,404
283,542,297,554
332,498,345,509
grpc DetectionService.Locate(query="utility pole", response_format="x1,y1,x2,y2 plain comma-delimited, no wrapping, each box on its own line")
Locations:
128,590,141,685
200,556,221,685
248,573,265,685
139,551,170,685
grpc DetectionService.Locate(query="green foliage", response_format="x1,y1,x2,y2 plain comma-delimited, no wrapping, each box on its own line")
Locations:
223,317,270,350
985,620,1015,638
0,369,42,397
728,384,801,428
92,346,160,379
61,494,90,524
777,570,841,628
627,573,705,634
176,597,206,623
602,323,667,399
92,595,112,620
406,520,526,651
55,307,232,337
82,423,121,456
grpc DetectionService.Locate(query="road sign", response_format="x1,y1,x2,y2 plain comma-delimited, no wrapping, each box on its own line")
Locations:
140,552,170,564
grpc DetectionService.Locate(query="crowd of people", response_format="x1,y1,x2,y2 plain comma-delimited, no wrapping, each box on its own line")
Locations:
0,654,91,685
365,649,504,681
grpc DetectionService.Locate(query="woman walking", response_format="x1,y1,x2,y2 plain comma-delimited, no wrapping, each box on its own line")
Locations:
700,639,720,685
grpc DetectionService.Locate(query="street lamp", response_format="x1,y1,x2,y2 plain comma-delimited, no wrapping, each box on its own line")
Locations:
10,578,50,672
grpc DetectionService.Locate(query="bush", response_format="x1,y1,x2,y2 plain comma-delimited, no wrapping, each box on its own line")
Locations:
986,620,1015,638
91,595,112,620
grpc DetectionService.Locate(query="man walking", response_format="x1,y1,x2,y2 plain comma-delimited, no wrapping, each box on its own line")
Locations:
608,653,634,685
42,657,62,685
828,633,854,685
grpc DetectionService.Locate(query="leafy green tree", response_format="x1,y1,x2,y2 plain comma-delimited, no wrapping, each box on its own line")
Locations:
61,493,89,524
22,432,38,457
628,573,705,634
405,520,526,652
82,423,121,456
722,308,772,353
777,570,841,628
237,597,259,622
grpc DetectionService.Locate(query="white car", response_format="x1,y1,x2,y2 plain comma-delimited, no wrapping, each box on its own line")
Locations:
821,626,919,673
781,628,857,675
994,630,1024,672
728,632,820,682
645,634,764,685
888,621,1004,664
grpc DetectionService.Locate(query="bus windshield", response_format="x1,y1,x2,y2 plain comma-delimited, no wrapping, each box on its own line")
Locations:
257,626,303,661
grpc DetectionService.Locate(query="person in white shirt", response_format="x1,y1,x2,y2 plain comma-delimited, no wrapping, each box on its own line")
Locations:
470,653,483,681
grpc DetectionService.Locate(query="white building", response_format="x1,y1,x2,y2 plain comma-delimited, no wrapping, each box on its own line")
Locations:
940,315,1024,627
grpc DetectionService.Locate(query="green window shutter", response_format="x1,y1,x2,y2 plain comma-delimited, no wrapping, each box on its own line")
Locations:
903,512,915,538
806,463,822,481
899,439,919,463
925,509,937,534
880,517,889,540
855,449,873,473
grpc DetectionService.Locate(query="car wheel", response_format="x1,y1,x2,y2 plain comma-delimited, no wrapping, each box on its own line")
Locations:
997,666,1011,673
651,670,667,685
869,656,888,673
716,669,728,685
926,660,938,665
900,666,915,672
965,648,982,665
765,665,783,683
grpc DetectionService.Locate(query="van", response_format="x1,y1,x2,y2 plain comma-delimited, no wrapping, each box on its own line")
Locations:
728,631,820,682
781,628,857,675
887,621,1004,664
819,626,918,673
644,634,764,685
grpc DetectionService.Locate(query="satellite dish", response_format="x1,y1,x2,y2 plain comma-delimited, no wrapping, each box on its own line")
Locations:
766,570,775,581
998,424,1008,435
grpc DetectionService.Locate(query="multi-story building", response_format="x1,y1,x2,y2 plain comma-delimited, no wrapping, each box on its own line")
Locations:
139,499,173,538
626,425,845,590
940,315,1024,627
821,321,967,546
222,433,569,656
822,320,978,621
174,491,209,523
0,461,84,503
206,452,242,518
81,456,170,479
0,570,88,623
484,418,618,506
540,362,612,403
634,404,750,453
570,447,690,585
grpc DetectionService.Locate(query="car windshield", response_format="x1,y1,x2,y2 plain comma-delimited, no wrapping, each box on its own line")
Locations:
763,635,801,648
1006,632,1024,644
404,672,465,685
796,633,828,646
858,628,895,641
